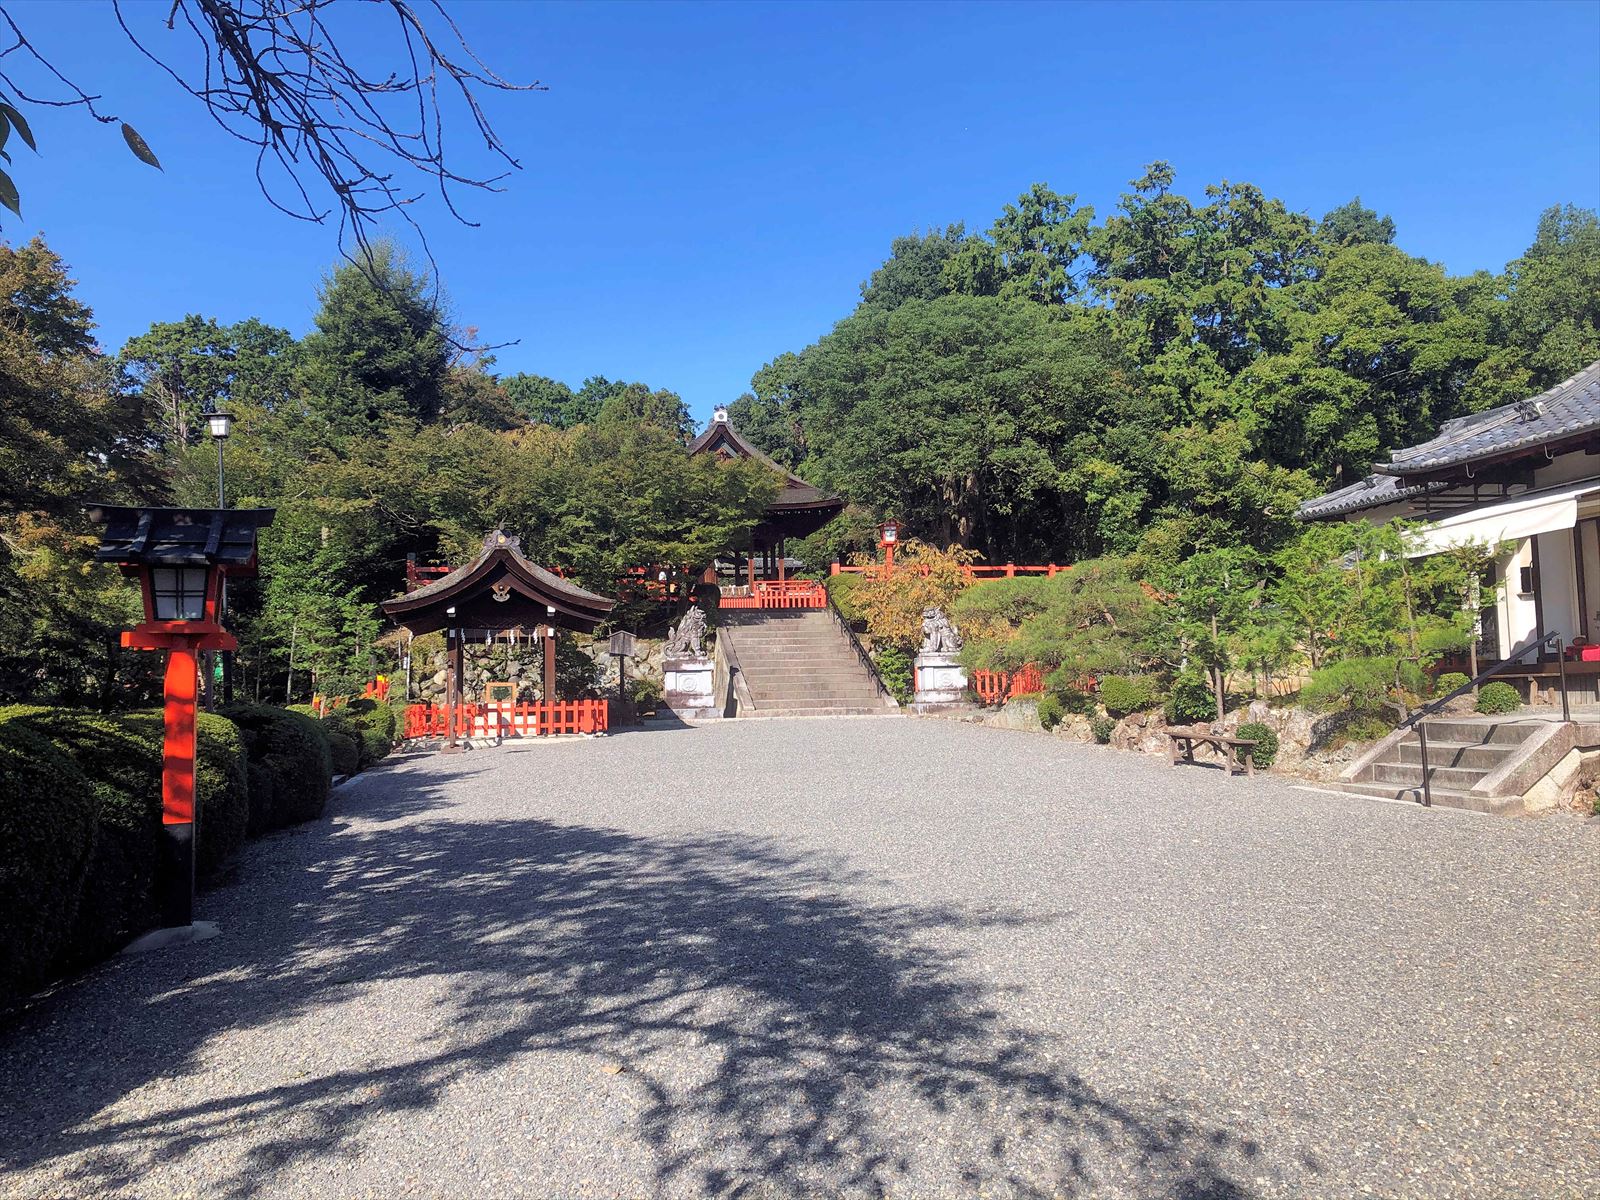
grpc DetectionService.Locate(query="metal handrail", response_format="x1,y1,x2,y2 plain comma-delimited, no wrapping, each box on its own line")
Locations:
824,587,897,704
1400,632,1568,808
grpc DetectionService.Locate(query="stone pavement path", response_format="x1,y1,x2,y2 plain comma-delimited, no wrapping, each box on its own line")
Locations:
1,717,1596,1199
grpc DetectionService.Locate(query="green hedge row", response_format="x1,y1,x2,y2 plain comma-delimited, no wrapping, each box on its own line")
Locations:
288,695,400,777
1,701,336,1008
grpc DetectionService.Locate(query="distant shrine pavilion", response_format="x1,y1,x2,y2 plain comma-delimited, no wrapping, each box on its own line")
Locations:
688,406,844,585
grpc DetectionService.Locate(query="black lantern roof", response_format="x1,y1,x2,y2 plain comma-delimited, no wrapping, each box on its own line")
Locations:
87,505,276,566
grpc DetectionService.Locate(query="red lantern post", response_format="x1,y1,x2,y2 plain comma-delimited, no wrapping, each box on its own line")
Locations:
879,519,901,575
90,506,274,931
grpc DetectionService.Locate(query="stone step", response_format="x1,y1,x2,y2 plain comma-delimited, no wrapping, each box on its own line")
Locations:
1416,719,1542,746
749,690,883,704
1393,740,1517,769
1368,761,1486,790
739,705,893,718
1332,780,1516,814
744,666,876,679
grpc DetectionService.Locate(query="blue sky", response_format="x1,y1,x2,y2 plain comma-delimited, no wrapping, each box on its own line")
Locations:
5,0,1598,423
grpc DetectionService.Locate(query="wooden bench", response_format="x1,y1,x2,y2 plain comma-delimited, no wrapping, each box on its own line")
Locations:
1164,726,1258,777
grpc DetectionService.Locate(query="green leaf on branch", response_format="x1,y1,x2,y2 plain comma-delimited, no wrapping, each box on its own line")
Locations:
121,123,161,169
0,168,22,218
0,104,36,152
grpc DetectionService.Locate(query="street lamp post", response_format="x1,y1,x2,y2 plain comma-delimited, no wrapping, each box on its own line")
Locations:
205,408,235,702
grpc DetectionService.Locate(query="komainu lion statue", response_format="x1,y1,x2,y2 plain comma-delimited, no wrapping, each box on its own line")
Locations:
664,605,709,657
920,607,962,654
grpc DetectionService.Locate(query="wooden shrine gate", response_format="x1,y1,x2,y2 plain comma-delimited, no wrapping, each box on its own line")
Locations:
404,699,609,740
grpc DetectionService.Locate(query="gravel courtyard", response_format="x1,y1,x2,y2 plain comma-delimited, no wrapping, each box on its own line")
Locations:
1,717,1596,1199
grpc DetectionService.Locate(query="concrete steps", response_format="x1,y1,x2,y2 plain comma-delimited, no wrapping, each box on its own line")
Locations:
720,609,897,717
1343,716,1547,811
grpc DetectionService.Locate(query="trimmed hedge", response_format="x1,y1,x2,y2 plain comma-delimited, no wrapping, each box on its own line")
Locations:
1235,721,1280,769
1165,672,1216,725
1475,681,1521,715
0,706,252,967
1036,693,1064,731
1099,675,1159,718
1434,672,1470,698
326,728,361,777
220,703,332,832
194,712,250,877
0,721,98,1003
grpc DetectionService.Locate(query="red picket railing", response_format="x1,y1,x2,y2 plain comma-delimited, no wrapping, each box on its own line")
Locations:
971,664,1045,705
832,563,1069,581
720,579,828,609
403,700,609,740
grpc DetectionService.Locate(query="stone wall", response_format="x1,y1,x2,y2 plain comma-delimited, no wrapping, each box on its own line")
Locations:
969,697,1349,780
404,634,668,704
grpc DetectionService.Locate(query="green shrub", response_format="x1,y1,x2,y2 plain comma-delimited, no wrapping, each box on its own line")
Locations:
1054,687,1096,715
0,707,163,963
1099,675,1159,718
326,729,361,777
630,676,664,712
194,713,249,878
1339,713,1395,745
872,644,913,704
824,571,863,621
358,726,391,765
1036,693,1064,731
1235,721,1280,769
346,697,397,741
1164,672,1215,725
219,703,332,832
1475,681,1521,715
1433,672,1470,698
1300,656,1410,716
0,707,251,962
388,697,412,740
0,720,99,1003
1090,715,1116,744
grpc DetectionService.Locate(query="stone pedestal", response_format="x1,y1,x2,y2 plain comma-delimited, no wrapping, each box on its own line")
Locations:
664,656,716,720
913,651,969,711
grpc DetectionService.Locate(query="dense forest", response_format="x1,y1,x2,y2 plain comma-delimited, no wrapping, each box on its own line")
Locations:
1,162,1596,710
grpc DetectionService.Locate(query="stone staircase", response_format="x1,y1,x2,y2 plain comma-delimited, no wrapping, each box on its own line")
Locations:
1339,718,1548,810
718,610,899,717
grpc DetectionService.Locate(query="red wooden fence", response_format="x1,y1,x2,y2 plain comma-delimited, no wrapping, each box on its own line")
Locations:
403,700,609,740
719,579,828,610
970,664,1045,705
832,563,1068,581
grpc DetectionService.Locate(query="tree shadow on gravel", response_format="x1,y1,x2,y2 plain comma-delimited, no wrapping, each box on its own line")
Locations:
0,763,1294,1199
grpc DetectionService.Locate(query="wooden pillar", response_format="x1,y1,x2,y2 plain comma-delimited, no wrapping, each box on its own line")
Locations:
543,625,557,703
779,538,787,584
446,627,462,747
159,647,198,927
747,541,756,592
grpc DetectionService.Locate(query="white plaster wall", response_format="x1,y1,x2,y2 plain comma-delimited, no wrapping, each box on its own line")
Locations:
1499,538,1540,658
1536,530,1581,644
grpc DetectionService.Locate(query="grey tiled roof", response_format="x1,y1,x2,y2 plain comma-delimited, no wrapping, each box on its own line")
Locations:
88,505,275,565
1295,474,1447,520
1376,359,1600,477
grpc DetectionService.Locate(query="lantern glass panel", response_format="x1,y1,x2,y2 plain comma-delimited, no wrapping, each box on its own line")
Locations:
150,566,210,620
206,411,233,439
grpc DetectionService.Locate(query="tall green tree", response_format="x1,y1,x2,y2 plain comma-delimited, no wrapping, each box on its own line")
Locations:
297,243,449,438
